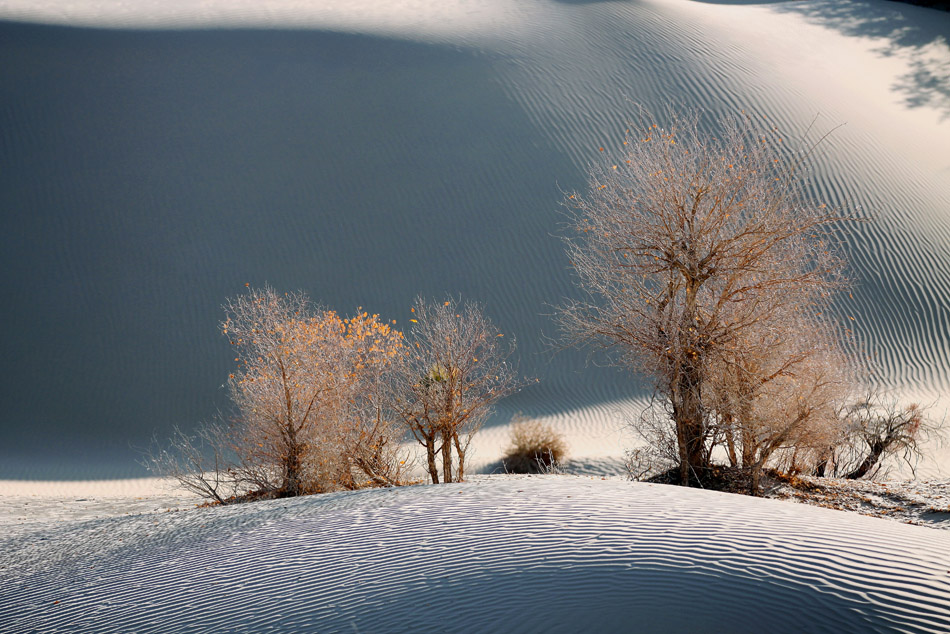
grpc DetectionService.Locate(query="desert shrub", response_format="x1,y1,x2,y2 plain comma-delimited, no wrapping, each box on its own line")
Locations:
503,419,568,474
814,392,943,479
151,288,527,501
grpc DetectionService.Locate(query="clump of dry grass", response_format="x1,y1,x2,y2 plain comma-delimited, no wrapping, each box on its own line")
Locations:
502,419,567,474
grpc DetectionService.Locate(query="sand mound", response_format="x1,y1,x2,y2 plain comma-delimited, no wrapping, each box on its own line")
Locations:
2,476,949,632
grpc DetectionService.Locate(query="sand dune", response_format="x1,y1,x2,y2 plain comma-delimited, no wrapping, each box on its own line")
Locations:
2,476,948,633
4,4,948,629
0,0,948,476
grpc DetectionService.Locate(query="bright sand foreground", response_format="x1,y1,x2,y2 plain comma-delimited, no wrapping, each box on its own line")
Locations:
1,475,949,633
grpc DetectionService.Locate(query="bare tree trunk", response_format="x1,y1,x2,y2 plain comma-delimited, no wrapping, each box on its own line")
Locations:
281,365,302,496
441,429,453,483
673,282,708,485
845,439,886,480
675,362,706,485
453,433,466,481
443,379,457,483
425,435,440,484
724,413,739,468
750,461,762,496
749,449,773,496
749,422,798,495
282,405,302,496
750,443,779,495
740,419,755,470
284,438,302,496
672,398,691,486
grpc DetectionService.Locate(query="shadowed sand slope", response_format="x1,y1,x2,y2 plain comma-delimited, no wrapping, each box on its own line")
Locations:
2,477,949,633
0,0,948,476
0,23,618,475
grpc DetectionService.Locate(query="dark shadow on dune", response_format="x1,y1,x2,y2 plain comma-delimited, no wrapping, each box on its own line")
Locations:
0,21,646,477
694,0,948,11
549,0,637,5
769,0,950,119
690,0,791,4
886,0,949,11
691,0,949,117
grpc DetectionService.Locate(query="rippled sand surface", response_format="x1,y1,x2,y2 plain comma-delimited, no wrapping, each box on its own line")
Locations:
2,476,949,633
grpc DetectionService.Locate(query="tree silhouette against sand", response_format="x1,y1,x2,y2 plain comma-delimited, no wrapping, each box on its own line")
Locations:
151,287,409,501
151,290,524,500
560,107,855,490
390,297,524,484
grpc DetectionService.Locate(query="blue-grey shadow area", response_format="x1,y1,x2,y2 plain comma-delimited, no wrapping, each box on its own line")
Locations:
690,0,792,4
887,0,948,11
693,0,948,10
0,22,642,478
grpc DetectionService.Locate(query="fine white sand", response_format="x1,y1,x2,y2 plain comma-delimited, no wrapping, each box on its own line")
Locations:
2,475,949,633
0,478,198,537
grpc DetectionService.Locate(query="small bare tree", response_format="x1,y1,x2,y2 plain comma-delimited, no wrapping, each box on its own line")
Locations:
814,392,942,479
392,297,521,484
146,422,239,505
222,287,353,497
560,107,850,487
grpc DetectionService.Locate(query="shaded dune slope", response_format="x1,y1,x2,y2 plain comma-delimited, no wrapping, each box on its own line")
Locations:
2,477,949,633
0,0,948,475
0,24,616,474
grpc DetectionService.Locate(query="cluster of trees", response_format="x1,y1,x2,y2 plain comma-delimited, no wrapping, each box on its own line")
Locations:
156,106,938,503
151,289,520,502
561,107,936,492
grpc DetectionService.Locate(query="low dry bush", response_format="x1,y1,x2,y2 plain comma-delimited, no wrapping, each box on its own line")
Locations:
502,419,568,474
814,393,943,480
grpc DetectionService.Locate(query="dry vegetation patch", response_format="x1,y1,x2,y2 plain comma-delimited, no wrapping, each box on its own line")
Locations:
769,474,950,529
502,420,568,474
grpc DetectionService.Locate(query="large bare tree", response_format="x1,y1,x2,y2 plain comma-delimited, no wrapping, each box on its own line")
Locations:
560,107,851,487
392,297,521,484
